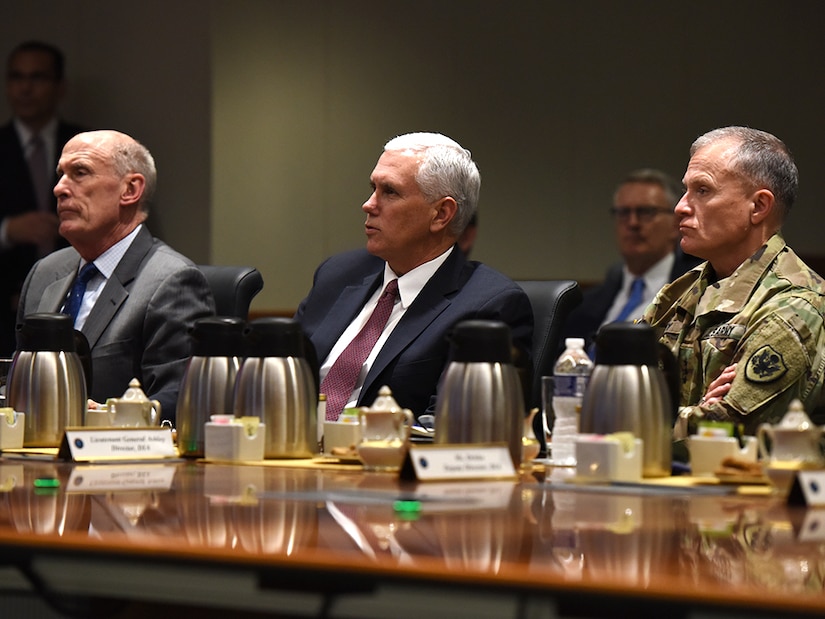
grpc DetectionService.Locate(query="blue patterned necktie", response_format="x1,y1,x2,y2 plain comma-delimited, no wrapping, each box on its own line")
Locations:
62,263,100,324
614,277,645,323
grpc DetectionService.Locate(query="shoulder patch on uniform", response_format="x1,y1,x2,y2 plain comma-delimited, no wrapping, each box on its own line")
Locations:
745,345,788,383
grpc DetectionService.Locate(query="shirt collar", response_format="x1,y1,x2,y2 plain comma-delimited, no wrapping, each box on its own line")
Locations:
85,224,143,278
382,245,454,309
622,251,675,292
14,116,58,147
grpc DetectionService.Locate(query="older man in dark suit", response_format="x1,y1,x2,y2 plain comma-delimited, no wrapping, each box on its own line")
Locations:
295,132,533,419
0,41,86,354
17,130,214,421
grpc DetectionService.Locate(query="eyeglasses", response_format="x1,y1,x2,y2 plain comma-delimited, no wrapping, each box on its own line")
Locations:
6,71,58,85
610,206,672,223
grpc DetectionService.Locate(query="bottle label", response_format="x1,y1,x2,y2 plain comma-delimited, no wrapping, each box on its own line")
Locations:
554,374,589,398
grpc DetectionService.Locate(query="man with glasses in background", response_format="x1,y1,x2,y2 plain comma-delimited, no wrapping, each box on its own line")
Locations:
561,168,700,354
0,41,86,355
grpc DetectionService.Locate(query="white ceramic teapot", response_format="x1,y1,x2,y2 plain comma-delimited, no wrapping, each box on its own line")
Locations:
357,386,414,471
106,378,161,427
757,399,825,466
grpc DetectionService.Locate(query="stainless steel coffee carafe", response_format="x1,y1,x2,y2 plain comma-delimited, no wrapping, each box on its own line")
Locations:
7,313,88,447
434,320,525,468
177,317,246,456
579,321,677,477
233,318,318,458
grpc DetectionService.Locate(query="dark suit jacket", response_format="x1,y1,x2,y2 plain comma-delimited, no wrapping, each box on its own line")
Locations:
0,119,86,354
17,226,216,420
294,246,534,416
561,249,702,353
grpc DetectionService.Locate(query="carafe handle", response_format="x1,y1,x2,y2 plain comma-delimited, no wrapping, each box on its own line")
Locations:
656,342,680,422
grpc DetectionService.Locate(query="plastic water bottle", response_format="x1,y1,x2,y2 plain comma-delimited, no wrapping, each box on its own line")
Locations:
550,337,593,465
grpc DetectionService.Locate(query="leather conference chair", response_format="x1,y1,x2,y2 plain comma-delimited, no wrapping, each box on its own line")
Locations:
515,280,582,456
197,265,264,319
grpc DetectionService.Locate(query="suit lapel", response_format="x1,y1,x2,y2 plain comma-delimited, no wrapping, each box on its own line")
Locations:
313,272,382,361
81,227,154,348
363,248,465,389
41,271,76,313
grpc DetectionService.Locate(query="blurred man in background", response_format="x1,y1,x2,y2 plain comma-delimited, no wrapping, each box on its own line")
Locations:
0,41,86,354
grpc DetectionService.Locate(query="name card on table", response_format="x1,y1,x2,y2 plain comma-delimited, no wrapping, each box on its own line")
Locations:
400,443,517,481
57,427,177,462
787,470,825,507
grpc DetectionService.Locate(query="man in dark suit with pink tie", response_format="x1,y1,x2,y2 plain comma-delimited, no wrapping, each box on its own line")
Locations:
295,132,533,419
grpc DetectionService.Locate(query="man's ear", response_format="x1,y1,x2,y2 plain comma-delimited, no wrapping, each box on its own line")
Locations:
431,196,458,232
120,173,145,207
750,188,776,225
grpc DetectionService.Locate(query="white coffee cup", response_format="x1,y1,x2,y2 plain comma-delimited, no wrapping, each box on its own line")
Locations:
688,435,758,476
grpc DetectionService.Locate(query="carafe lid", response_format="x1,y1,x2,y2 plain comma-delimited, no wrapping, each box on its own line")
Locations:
594,321,658,365
189,316,246,357
243,317,307,358
16,312,77,352
448,319,513,364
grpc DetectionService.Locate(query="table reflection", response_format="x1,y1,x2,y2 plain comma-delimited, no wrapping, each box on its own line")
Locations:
1,458,825,615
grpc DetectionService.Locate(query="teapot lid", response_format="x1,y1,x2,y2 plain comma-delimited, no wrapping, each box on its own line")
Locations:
189,316,246,357
243,317,307,358
117,378,151,403
447,319,512,364
16,312,77,352
775,399,815,431
363,385,404,413
594,321,658,366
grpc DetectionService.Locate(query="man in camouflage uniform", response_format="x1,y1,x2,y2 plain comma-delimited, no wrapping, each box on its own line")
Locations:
642,126,825,439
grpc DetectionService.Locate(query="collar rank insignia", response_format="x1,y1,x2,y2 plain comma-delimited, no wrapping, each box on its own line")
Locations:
745,345,787,383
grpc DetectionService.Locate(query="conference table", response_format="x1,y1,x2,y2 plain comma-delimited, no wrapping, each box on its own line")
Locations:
0,452,824,619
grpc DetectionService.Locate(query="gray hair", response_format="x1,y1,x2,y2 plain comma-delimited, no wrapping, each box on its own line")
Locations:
691,126,798,218
383,132,480,236
111,137,157,211
616,168,683,207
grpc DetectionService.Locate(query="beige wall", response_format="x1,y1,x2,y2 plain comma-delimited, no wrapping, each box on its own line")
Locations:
212,0,825,313
3,1,825,315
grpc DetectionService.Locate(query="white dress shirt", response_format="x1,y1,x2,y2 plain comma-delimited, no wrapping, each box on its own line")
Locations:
70,225,143,330
601,252,675,326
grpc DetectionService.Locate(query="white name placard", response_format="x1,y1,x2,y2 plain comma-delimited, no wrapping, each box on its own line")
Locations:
58,427,177,462
788,470,825,507
401,443,517,481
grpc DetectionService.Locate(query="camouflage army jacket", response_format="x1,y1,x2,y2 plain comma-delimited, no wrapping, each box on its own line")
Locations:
642,234,825,436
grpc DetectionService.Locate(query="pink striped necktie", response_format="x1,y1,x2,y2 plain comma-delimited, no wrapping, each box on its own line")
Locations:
27,133,50,212
321,279,399,420
27,133,53,256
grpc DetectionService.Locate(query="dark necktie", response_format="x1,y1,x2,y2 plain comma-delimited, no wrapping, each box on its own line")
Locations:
27,133,50,212
62,263,100,324
614,277,645,323
321,279,399,421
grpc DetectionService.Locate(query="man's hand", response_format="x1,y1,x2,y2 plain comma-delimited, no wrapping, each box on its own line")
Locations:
701,363,737,406
5,212,59,246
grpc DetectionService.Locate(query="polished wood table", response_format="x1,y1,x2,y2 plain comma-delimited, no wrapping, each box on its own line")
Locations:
0,455,823,618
